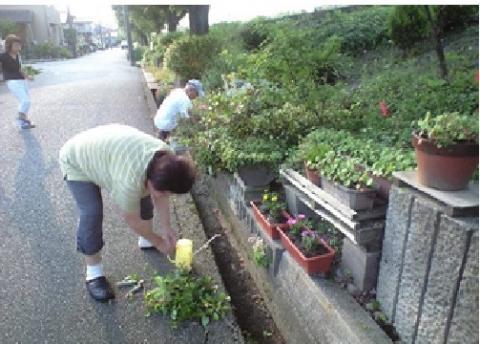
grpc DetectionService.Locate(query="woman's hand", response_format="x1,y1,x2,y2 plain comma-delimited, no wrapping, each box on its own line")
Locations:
163,227,178,250
150,233,175,256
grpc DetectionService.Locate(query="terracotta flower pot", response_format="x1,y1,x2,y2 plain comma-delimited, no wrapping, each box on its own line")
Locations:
278,227,335,275
250,201,291,240
304,162,321,186
412,134,479,191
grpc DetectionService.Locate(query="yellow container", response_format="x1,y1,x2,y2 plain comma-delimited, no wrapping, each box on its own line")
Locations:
174,239,193,270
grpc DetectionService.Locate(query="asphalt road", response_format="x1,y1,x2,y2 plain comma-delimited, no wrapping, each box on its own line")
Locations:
0,49,240,344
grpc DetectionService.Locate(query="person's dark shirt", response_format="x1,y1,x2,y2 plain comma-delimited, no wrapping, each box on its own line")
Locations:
0,53,24,80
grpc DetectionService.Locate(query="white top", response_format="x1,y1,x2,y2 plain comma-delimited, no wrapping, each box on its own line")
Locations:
154,88,192,131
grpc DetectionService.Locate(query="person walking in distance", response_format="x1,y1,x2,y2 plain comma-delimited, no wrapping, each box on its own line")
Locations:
0,35,35,129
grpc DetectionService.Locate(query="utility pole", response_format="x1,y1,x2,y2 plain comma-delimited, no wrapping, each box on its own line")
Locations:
123,5,134,66
66,6,77,58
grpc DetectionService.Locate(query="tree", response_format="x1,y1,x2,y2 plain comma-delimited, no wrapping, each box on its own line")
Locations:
424,5,448,80
165,6,188,32
188,5,209,35
0,19,17,39
112,5,187,43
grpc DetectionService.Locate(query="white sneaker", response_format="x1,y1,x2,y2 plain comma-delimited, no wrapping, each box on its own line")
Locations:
138,236,155,249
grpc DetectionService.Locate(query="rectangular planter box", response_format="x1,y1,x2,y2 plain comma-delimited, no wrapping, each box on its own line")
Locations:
251,201,291,240
278,227,335,275
321,176,376,211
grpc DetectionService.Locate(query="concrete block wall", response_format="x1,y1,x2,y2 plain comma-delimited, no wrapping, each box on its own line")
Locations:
377,185,479,344
210,174,391,344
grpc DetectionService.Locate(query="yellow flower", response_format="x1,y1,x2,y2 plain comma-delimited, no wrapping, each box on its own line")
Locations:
263,194,269,201
271,195,278,202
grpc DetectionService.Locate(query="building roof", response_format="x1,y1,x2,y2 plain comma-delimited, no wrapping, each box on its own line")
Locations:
0,10,33,24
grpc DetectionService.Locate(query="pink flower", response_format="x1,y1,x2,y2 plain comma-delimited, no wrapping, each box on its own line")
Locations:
297,214,306,220
379,101,390,118
287,218,297,226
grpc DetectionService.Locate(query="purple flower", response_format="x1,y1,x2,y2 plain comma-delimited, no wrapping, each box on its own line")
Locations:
301,229,316,238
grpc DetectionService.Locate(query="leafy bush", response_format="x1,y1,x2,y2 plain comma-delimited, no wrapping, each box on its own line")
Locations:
314,6,392,55
239,19,271,51
202,50,249,90
144,31,184,67
164,35,221,80
416,112,479,147
133,45,146,62
439,5,478,33
144,270,230,328
30,42,71,59
217,136,286,172
388,6,430,50
0,19,17,38
244,28,343,88
346,51,479,145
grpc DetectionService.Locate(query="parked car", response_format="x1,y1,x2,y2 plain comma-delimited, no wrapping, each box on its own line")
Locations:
121,40,128,49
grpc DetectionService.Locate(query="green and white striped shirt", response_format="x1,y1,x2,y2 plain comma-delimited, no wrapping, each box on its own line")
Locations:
59,124,170,212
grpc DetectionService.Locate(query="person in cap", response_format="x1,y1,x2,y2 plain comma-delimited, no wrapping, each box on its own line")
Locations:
154,79,204,143
59,124,196,302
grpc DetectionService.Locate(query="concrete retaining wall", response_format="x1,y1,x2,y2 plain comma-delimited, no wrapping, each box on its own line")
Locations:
211,173,391,344
377,185,479,344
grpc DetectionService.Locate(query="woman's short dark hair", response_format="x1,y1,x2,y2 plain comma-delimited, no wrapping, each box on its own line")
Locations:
146,150,196,194
5,34,21,53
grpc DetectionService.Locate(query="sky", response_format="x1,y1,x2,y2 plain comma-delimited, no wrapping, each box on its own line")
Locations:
49,1,326,30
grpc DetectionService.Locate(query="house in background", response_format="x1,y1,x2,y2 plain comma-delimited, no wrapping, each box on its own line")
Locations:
0,5,63,47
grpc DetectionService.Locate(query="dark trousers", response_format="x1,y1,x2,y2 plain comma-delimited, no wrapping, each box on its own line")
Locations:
66,180,154,255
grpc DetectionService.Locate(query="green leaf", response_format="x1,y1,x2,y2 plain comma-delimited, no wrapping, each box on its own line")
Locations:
201,315,210,327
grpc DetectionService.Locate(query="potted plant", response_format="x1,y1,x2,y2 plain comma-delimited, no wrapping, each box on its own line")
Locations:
218,137,285,187
250,190,291,240
412,112,479,190
297,132,332,186
320,151,376,211
278,214,335,275
368,148,416,200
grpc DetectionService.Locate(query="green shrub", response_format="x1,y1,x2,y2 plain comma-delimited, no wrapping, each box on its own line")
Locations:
440,5,478,33
244,28,343,89
314,7,392,55
133,45,146,62
388,6,430,50
144,32,184,67
239,19,270,51
164,35,221,80
31,42,71,59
